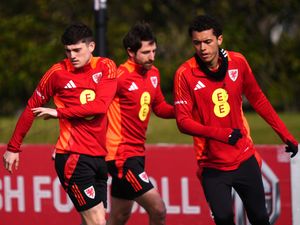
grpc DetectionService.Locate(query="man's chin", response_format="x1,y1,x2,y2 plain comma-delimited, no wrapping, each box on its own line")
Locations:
199,56,210,63
144,64,153,70
72,63,81,68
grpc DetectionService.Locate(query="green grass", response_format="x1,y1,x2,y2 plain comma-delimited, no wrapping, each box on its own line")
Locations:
0,117,60,144
244,112,300,144
0,112,299,145
147,112,300,144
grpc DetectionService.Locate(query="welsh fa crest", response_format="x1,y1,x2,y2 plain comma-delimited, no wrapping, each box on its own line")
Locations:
92,72,102,84
150,76,158,88
139,171,150,183
84,185,95,199
228,69,238,82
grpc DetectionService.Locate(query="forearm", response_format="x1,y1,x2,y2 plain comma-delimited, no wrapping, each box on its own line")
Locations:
244,67,297,145
57,100,107,119
249,93,297,145
176,117,233,143
153,101,175,119
7,106,35,152
257,104,297,145
57,78,117,119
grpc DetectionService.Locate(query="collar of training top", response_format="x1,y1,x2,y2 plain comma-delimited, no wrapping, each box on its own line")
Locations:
194,48,228,81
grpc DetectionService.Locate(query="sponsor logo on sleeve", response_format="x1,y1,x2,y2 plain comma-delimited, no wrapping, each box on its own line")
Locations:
35,89,45,99
174,100,188,105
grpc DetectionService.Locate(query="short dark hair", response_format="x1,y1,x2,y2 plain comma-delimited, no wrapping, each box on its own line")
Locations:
61,23,94,45
188,15,222,37
123,22,156,53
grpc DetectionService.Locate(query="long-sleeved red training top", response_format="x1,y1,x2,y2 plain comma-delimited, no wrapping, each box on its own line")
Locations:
7,57,117,156
105,60,174,168
174,50,298,171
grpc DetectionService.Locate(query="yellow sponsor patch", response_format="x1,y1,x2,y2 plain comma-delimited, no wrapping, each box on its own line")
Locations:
212,88,230,117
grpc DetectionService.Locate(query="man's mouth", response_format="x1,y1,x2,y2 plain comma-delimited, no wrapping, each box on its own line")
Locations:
200,54,210,61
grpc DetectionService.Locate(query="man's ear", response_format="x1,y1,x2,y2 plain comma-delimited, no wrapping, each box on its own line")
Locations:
127,48,135,58
217,35,223,46
89,41,96,52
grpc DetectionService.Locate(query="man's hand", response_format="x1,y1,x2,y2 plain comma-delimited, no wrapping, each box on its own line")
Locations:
3,151,20,173
228,129,242,145
285,140,298,158
32,107,58,119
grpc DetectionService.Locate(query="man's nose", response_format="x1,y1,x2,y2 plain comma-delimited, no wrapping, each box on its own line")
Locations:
70,51,76,59
200,43,207,51
149,52,155,61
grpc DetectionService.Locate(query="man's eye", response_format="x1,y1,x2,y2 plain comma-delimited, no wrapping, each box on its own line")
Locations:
193,40,201,45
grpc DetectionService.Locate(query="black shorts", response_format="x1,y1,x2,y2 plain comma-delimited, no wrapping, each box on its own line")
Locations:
107,156,154,200
55,153,108,212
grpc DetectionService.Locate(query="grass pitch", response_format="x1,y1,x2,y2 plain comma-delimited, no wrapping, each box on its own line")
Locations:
0,112,299,145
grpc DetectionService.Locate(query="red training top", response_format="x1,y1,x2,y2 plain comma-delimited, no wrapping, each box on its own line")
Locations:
7,57,117,156
106,60,174,172
174,50,297,170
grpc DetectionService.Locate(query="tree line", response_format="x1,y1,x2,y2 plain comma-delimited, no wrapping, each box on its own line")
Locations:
1,0,299,115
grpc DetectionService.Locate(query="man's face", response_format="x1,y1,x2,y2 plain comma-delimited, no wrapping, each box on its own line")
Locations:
129,41,156,71
64,41,95,69
191,29,222,68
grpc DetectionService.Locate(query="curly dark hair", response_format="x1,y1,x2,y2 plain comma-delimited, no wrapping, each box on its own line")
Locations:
123,22,156,53
188,15,222,37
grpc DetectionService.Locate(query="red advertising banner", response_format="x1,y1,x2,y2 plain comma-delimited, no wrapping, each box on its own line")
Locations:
0,144,292,225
